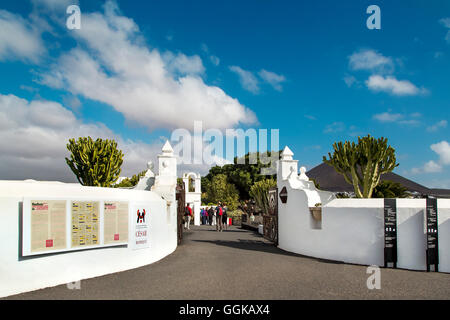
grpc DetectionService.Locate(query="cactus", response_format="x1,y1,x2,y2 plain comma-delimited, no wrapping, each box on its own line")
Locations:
249,179,277,214
323,135,398,198
65,137,124,187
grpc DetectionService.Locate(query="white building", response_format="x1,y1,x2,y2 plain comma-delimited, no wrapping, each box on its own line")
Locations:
182,172,201,226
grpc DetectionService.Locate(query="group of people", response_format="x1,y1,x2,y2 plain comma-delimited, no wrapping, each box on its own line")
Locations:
184,202,228,232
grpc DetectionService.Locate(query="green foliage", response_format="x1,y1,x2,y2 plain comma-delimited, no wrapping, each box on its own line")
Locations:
249,179,277,214
336,192,351,198
310,178,321,190
373,180,409,198
202,151,280,200
227,209,244,218
114,170,146,188
323,135,398,198
65,137,124,187
203,174,239,211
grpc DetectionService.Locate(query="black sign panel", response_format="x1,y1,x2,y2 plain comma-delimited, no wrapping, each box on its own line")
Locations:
279,187,288,204
384,198,397,268
426,198,439,272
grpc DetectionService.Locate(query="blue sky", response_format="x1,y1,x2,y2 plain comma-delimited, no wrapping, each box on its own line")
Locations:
0,0,449,188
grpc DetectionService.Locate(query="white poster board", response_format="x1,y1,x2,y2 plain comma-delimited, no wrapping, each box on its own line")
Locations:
132,203,151,250
22,197,130,256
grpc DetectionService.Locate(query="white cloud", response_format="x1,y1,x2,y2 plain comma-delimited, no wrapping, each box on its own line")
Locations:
427,120,447,132
440,18,450,28
424,160,442,173
258,69,286,91
229,65,260,94
229,66,287,93
200,43,220,66
0,93,168,181
423,178,450,189
366,75,427,96
209,55,220,66
431,141,450,165
373,111,422,126
162,52,205,75
39,1,256,131
398,119,420,126
372,112,403,122
348,49,393,73
439,17,450,43
347,49,428,98
410,141,450,175
324,122,345,133
343,75,358,88
0,10,45,63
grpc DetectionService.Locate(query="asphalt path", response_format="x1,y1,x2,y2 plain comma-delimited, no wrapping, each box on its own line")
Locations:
5,225,450,299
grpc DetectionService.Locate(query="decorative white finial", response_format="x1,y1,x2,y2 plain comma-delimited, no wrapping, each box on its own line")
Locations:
298,166,309,181
281,146,294,160
161,140,174,155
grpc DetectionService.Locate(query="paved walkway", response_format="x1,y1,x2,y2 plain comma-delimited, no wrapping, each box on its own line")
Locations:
6,225,450,299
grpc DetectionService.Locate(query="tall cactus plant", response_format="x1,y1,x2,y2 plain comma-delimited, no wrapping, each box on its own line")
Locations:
249,179,277,214
323,135,398,198
65,137,124,187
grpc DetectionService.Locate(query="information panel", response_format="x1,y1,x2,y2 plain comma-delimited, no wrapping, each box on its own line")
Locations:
383,198,397,268
426,198,439,272
71,201,99,247
132,204,150,250
104,201,129,244
31,200,66,253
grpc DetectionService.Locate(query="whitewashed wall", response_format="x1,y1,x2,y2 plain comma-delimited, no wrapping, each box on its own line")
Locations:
277,147,450,273
0,180,178,298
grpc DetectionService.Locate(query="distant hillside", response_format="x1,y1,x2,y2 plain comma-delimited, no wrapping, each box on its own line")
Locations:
306,163,450,198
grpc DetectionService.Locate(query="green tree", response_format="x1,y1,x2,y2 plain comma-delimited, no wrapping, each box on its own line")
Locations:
373,180,408,198
323,135,399,198
114,170,146,188
249,179,277,214
202,151,280,200
204,174,239,210
65,137,124,187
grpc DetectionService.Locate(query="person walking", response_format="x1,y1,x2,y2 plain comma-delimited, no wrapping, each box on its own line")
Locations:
184,203,192,230
215,202,223,232
203,207,209,225
222,203,228,231
208,206,214,225
202,208,207,225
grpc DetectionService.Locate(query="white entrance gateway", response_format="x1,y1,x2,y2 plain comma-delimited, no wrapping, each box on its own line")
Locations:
182,172,202,226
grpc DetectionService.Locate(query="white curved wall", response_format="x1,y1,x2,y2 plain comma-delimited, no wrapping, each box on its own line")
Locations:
0,181,178,298
278,181,450,273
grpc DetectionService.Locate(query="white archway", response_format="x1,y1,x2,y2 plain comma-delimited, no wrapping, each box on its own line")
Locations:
182,172,201,226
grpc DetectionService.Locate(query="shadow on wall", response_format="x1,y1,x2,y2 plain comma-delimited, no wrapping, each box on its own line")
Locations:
439,218,450,273
398,210,426,270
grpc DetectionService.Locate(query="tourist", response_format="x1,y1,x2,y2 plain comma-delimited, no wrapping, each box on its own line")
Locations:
203,207,209,225
202,207,208,225
208,206,214,225
184,203,192,230
222,203,228,230
215,202,223,232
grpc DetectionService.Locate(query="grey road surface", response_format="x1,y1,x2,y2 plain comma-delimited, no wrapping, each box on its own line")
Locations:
5,225,450,299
